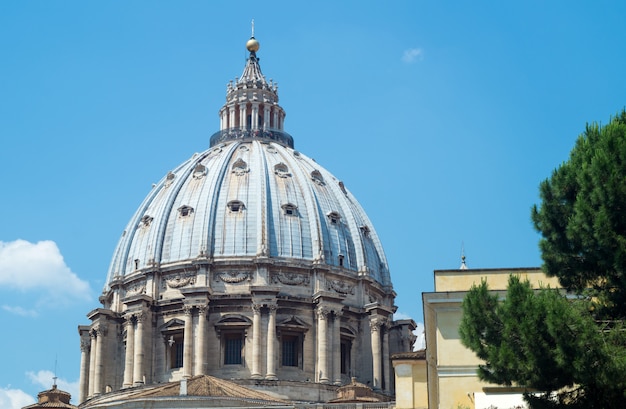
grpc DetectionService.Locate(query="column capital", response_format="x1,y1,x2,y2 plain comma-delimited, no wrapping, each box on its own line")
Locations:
252,303,262,314
370,317,385,332
316,305,330,320
134,311,146,322
92,325,106,337
182,304,194,316
80,338,91,352
197,304,209,315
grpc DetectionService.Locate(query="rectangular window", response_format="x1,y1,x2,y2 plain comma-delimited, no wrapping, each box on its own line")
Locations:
282,335,299,367
169,335,184,369
224,334,243,365
174,342,184,368
341,340,351,375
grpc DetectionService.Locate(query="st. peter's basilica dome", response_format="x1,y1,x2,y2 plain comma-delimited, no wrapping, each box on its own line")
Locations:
78,33,415,408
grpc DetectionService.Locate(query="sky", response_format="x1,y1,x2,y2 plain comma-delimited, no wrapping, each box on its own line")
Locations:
1,1,625,407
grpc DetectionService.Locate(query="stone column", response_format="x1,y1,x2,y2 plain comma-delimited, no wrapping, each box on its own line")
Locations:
228,106,236,129
251,303,262,379
122,316,135,387
382,323,390,392
333,311,342,385
316,306,330,384
133,313,145,386
239,104,247,129
265,304,277,380
78,337,90,403
183,305,194,378
87,332,96,398
263,105,270,129
370,317,383,390
251,103,259,130
272,110,278,130
93,326,104,396
195,305,208,375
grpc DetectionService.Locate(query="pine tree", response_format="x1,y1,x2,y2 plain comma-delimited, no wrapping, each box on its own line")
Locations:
460,110,626,408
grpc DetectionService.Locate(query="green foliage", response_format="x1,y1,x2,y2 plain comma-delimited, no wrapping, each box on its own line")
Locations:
460,276,626,408
461,111,626,407
531,110,626,318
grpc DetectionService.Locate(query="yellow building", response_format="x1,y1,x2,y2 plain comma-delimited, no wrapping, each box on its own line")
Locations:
393,267,560,409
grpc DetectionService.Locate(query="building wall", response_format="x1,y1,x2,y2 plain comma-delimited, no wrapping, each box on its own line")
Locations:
424,267,559,409
392,355,428,409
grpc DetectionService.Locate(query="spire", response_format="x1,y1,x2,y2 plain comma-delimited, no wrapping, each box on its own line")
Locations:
460,243,468,269
212,27,291,148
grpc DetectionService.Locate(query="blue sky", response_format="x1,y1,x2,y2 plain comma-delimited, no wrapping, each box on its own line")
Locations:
1,1,625,407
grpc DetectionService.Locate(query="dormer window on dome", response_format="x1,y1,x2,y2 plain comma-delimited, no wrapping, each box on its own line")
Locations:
311,170,325,186
281,203,298,216
140,215,154,227
232,159,249,176
327,211,341,225
178,205,194,217
192,164,207,179
227,200,245,213
360,225,370,237
274,163,291,178
164,171,176,187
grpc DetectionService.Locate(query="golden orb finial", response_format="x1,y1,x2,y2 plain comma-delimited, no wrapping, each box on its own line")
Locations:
246,37,260,52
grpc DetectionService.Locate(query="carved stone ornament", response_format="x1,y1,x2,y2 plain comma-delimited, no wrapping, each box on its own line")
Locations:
80,337,91,352
215,271,251,283
370,317,385,332
327,278,354,295
164,271,197,289
125,280,146,296
271,271,310,286
316,305,330,319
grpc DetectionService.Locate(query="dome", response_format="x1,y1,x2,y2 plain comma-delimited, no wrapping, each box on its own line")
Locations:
105,50,390,291
106,138,390,288
78,33,414,407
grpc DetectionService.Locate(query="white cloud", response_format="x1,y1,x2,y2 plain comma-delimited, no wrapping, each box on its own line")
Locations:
27,370,79,404
393,311,412,320
1,305,38,317
0,240,92,307
402,47,424,63
414,322,426,351
0,387,35,409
